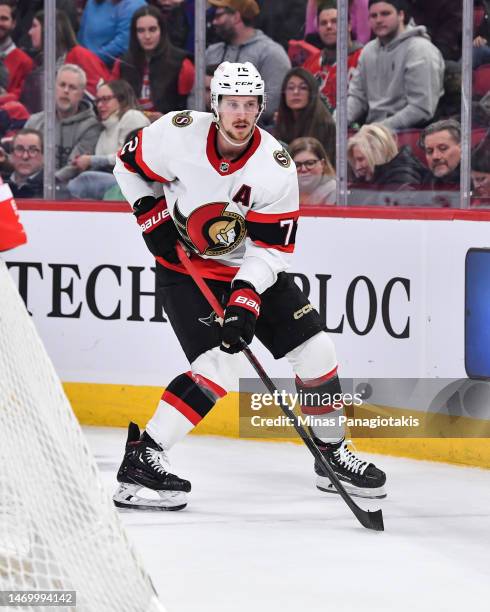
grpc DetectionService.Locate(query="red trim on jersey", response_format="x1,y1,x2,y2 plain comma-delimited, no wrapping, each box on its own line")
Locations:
156,255,239,282
162,389,202,425
185,372,227,399
296,367,338,388
135,130,170,183
206,123,262,176
246,210,300,223
251,239,295,253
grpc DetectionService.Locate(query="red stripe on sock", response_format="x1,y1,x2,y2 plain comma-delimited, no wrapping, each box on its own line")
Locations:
295,366,338,388
185,371,227,399
162,390,202,426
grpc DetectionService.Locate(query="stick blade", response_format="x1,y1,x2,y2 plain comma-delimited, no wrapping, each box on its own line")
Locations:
358,508,384,531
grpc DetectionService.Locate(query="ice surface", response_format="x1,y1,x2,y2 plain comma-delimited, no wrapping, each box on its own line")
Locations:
86,428,490,612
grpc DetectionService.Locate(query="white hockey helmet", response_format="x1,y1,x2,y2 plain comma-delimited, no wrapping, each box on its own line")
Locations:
210,61,266,123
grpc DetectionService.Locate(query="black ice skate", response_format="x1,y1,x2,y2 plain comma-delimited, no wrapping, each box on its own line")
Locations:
313,436,387,499
113,422,191,511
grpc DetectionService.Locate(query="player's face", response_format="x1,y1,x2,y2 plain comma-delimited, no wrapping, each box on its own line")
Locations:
136,15,161,52
285,76,310,111
318,9,337,48
0,5,14,43
472,170,490,197
29,18,42,51
11,133,43,178
55,70,84,116
218,95,260,142
368,2,404,42
350,145,373,182
95,84,120,120
424,130,461,178
294,150,325,176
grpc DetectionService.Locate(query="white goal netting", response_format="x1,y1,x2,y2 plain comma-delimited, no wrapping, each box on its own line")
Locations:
0,260,166,612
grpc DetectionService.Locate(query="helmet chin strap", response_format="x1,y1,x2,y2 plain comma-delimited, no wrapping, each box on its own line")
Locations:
216,122,255,148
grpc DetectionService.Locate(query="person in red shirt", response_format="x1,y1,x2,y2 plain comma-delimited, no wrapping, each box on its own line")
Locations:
302,0,363,112
20,9,111,113
0,0,34,100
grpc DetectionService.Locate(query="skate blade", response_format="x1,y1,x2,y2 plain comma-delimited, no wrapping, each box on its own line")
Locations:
113,483,188,511
316,476,387,499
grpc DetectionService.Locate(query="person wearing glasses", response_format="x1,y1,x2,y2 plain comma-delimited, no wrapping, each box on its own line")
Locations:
290,136,336,206
67,80,150,200
7,128,44,198
274,67,336,167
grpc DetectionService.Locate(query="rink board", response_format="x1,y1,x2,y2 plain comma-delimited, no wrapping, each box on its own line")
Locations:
7,202,490,468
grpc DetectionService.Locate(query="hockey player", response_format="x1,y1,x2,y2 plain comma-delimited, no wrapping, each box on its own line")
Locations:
112,61,386,511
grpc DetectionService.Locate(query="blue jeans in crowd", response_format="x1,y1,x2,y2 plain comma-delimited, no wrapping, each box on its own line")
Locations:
68,171,117,200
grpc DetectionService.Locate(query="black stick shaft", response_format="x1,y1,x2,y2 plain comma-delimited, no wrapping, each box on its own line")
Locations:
176,244,384,531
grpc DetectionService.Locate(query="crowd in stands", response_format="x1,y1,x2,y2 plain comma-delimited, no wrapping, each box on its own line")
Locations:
0,0,488,208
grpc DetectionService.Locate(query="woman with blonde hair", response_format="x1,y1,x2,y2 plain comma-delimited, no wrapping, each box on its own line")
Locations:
347,123,424,187
289,136,336,206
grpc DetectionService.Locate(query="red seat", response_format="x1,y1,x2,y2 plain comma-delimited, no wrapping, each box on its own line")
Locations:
396,129,425,164
474,6,485,30
471,127,488,148
473,63,490,97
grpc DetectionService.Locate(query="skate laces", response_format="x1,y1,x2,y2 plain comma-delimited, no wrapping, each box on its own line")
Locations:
334,442,369,475
145,447,170,474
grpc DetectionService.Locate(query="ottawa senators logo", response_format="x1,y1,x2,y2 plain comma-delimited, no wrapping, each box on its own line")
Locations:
173,201,246,256
172,110,193,127
273,148,291,168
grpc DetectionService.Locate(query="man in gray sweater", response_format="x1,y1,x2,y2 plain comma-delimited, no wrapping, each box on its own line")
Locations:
25,64,101,183
188,0,291,124
347,0,445,130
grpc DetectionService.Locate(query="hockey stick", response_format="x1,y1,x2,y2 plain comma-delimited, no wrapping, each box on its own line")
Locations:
176,244,384,531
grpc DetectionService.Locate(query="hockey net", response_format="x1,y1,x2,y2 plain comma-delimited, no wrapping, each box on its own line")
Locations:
0,260,166,612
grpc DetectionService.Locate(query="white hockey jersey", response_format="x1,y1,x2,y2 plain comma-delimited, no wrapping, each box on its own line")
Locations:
113,111,300,294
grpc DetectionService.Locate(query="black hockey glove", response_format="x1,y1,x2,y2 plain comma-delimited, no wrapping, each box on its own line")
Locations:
133,196,180,264
221,281,261,354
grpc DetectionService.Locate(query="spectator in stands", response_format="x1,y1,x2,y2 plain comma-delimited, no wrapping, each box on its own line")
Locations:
305,0,371,47
0,0,34,100
188,0,291,124
303,0,363,111
7,128,44,198
255,0,308,50
471,135,490,202
79,0,147,68
274,67,336,165
20,10,110,114
419,119,461,189
12,0,79,53
149,0,191,50
347,123,425,189
112,5,194,116
67,79,150,199
406,0,462,62
347,0,444,130
290,136,336,205
25,64,102,183
473,0,490,68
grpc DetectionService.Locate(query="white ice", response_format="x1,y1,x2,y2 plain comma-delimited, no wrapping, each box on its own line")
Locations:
86,428,490,612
